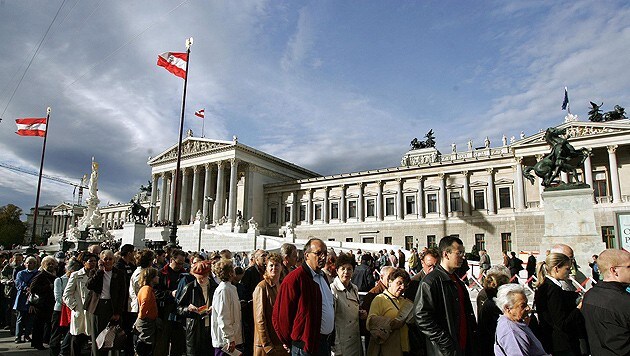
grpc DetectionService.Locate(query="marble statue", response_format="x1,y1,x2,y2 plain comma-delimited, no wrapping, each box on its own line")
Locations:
484,137,490,148
502,135,507,146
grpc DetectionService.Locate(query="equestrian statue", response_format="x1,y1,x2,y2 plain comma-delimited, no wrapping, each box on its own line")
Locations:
128,199,149,223
523,127,589,187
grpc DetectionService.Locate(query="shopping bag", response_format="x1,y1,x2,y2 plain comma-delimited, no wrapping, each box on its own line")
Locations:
96,323,126,350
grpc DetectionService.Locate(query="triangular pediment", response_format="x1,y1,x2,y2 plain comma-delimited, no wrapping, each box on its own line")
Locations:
403,188,418,193
512,120,630,147
383,189,397,195
148,137,234,165
424,185,440,191
495,178,514,185
52,203,73,212
470,181,488,187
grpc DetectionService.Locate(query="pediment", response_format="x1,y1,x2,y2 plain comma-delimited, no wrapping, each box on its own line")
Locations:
470,181,488,187
424,185,440,191
446,184,463,189
495,178,514,185
403,188,418,193
148,138,234,164
346,193,359,199
364,191,377,197
52,203,73,212
383,189,397,195
512,120,630,147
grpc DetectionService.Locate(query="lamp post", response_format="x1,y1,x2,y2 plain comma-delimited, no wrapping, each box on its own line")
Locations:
148,203,156,226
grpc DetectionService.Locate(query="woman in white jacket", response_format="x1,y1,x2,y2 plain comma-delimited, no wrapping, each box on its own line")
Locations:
62,252,98,356
211,258,243,355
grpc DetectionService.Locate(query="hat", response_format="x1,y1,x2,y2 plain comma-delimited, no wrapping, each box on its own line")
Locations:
190,260,213,276
55,251,65,260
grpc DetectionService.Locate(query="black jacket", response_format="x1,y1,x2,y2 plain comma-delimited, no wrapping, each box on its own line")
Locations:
351,262,374,292
29,270,56,319
414,264,477,356
533,278,586,355
176,278,219,356
86,266,128,316
582,281,630,356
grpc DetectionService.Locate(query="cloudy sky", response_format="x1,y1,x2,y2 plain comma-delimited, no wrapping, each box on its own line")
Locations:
0,0,628,217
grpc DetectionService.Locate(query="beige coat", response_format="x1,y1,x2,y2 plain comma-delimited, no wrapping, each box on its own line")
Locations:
62,267,93,336
331,277,362,356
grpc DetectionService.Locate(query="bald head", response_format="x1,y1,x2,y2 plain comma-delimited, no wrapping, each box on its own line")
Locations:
598,249,630,282
380,266,394,283
551,244,574,259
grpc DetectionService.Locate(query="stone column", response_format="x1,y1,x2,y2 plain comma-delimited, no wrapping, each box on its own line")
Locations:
150,174,158,223
227,158,239,225
462,171,471,216
169,169,177,223
583,153,593,187
307,189,313,225
190,166,201,222
358,183,364,222
159,173,168,221
396,178,404,220
608,145,621,203
202,164,212,226
376,180,383,221
487,168,496,214
514,157,526,209
417,176,425,219
340,185,346,223
179,168,191,224
323,187,329,224
438,173,447,217
214,161,225,223
291,191,298,226
536,155,545,207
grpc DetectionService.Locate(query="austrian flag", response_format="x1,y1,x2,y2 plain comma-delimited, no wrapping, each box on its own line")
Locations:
157,52,188,79
195,109,205,118
15,118,47,137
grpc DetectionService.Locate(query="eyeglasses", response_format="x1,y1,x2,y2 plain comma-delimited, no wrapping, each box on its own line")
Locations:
449,250,465,257
309,251,328,258
614,265,630,269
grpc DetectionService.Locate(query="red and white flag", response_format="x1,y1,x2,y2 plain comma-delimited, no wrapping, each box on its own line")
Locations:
157,52,188,79
15,118,47,137
195,109,205,118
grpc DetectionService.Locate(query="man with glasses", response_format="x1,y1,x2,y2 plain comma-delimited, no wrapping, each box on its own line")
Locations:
273,238,335,356
155,249,187,356
415,236,477,356
582,248,630,355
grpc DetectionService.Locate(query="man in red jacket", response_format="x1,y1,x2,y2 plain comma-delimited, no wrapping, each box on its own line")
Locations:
273,238,334,356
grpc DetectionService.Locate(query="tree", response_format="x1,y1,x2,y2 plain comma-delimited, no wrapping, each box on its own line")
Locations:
0,204,26,248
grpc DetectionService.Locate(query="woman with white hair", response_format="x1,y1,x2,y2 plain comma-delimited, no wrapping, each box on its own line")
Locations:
13,255,38,344
494,284,548,356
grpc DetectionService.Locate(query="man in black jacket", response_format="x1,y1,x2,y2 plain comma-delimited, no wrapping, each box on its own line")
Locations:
415,236,477,356
351,253,375,294
582,248,630,356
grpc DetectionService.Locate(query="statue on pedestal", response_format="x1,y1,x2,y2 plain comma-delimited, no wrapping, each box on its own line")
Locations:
410,129,436,150
523,127,588,187
128,199,149,224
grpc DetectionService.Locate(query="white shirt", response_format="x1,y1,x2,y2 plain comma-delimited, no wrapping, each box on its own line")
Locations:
308,264,335,335
129,267,143,312
100,270,112,300
211,281,243,348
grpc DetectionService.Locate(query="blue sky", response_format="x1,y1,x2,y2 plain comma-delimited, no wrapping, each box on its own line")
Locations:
0,0,628,217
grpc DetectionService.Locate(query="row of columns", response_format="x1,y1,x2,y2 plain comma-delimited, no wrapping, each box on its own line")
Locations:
51,214,75,235
155,159,241,227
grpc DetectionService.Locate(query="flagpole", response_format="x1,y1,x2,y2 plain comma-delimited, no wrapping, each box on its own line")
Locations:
201,113,205,138
168,38,193,247
31,107,51,246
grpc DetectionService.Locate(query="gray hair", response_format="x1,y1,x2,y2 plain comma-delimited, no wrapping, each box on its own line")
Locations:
280,243,297,258
486,265,510,279
495,284,526,311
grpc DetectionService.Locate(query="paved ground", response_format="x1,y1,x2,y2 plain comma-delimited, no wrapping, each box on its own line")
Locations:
0,329,48,356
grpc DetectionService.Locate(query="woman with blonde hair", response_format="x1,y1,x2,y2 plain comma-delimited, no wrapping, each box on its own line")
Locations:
135,267,159,356
533,253,586,355
211,258,243,356
253,253,288,356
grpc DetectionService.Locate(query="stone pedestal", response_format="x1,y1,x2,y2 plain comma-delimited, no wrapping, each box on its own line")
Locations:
122,222,147,248
541,187,605,276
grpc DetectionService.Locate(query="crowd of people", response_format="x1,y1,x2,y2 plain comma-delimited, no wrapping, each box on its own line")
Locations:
0,236,628,356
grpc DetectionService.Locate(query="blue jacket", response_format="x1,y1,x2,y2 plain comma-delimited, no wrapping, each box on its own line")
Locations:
13,269,39,312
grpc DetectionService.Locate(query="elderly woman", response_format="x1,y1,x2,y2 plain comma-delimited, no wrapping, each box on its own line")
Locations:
331,252,366,356
13,255,39,344
29,255,58,350
533,253,587,356
477,265,511,355
63,252,98,356
177,260,218,356
50,257,82,356
367,268,413,356
253,253,288,356
211,258,243,356
494,284,548,356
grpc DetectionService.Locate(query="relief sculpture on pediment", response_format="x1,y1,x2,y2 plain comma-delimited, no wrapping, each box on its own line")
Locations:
154,140,227,163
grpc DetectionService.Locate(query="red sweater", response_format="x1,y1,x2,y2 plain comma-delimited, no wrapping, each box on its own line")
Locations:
272,263,322,354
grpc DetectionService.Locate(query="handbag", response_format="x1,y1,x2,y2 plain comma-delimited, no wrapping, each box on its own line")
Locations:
60,304,72,327
96,323,127,350
27,292,40,305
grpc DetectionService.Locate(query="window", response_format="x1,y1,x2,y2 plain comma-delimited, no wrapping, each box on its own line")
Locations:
330,202,339,219
299,205,306,221
346,238,353,243
405,236,414,250
362,237,375,244
593,172,608,197
366,199,375,217
384,236,393,245
427,235,437,248
473,190,485,210
450,192,462,212
348,201,357,218
498,187,511,208
269,207,277,224
601,226,615,248
284,206,291,223
385,197,395,216
475,233,485,251
427,193,438,213
405,196,416,214
501,232,512,252
314,204,322,220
